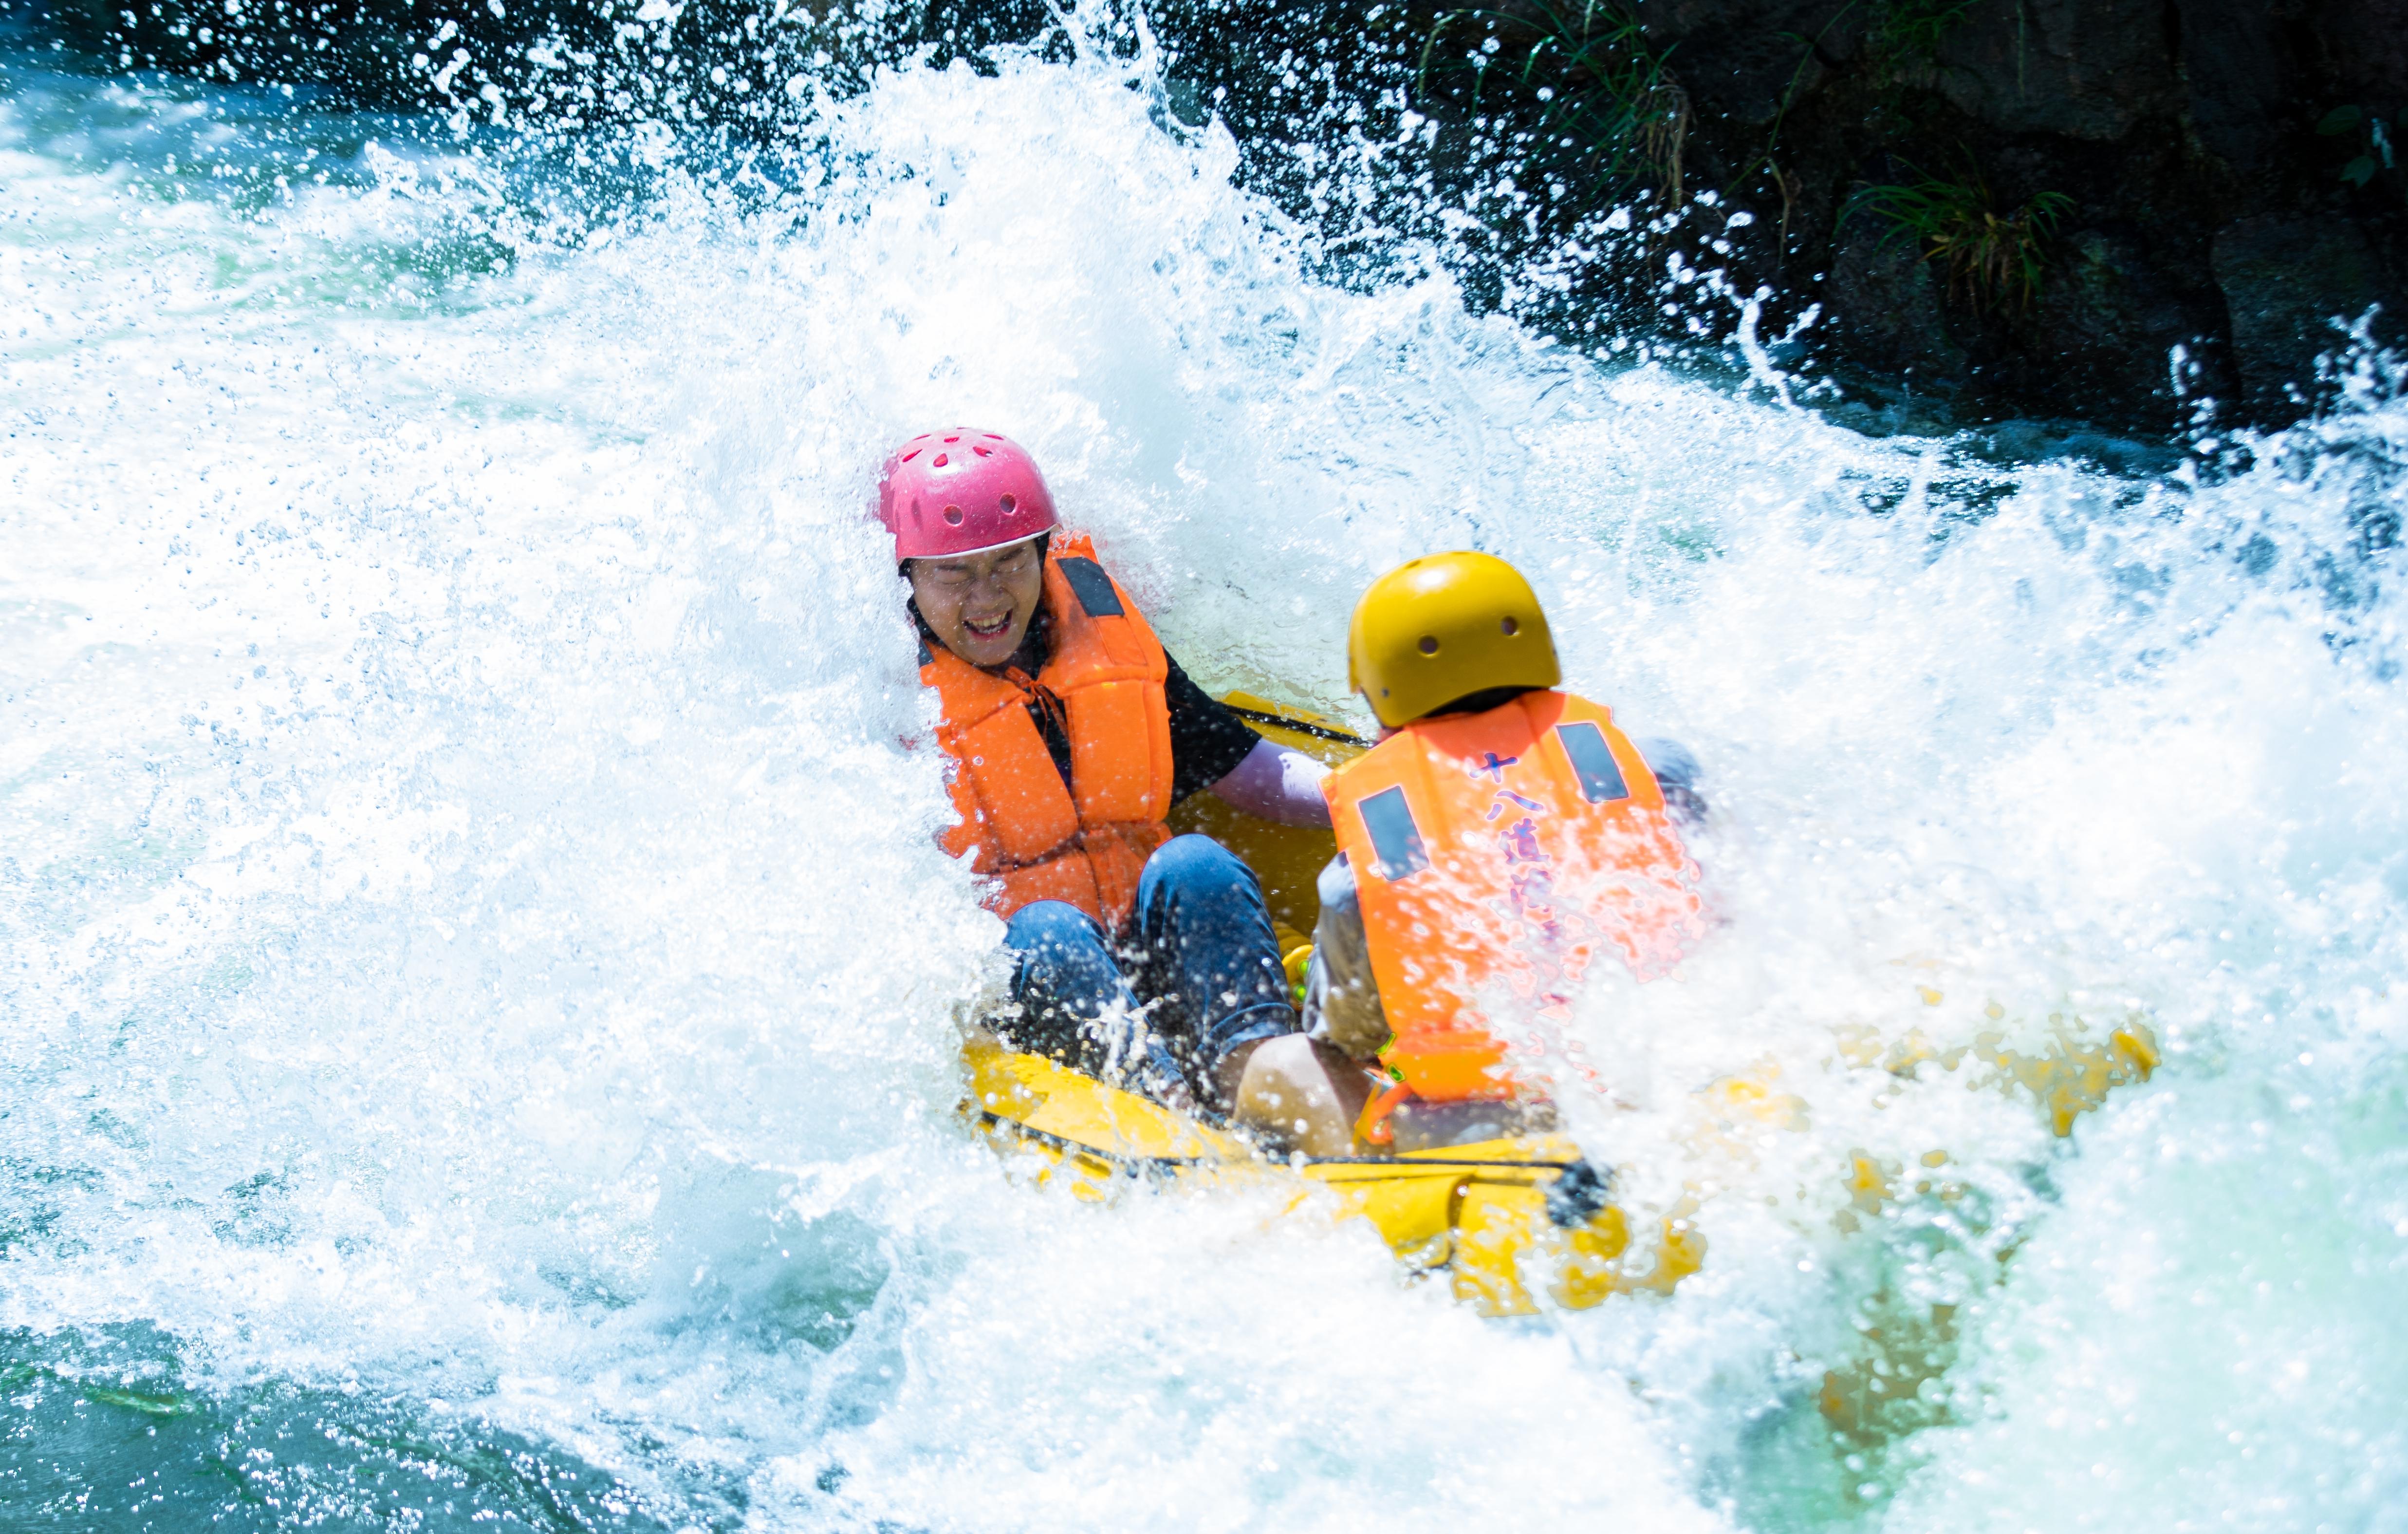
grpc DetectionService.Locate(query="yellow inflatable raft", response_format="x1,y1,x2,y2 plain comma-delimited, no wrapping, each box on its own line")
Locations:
961,693,1704,1318
959,692,2163,1324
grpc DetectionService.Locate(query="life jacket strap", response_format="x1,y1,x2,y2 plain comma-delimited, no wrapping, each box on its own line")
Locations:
1002,666,1071,748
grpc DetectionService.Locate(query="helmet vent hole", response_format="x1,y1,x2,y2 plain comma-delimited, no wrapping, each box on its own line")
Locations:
932,452,949,468
999,493,1018,514
901,449,921,463
1500,616,1519,636
974,444,992,457
943,434,961,443
1417,635,1440,655
942,504,965,526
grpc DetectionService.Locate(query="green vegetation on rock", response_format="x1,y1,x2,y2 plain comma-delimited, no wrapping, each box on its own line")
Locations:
1846,165,2072,311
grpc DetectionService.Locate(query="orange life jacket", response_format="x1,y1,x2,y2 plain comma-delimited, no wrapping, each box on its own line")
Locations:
923,535,1175,930
1325,690,1706,1108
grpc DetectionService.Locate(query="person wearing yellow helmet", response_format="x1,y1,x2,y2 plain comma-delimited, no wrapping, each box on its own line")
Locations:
1231,552,1710,1155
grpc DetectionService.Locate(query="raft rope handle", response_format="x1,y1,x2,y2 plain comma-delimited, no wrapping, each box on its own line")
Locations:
1222,704,1372,750
973,1109,1585,1176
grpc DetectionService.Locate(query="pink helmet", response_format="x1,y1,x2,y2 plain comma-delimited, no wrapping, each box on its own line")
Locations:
876,428,1060,561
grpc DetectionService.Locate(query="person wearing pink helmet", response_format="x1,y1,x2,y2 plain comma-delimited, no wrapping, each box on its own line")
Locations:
881,429,1337,1115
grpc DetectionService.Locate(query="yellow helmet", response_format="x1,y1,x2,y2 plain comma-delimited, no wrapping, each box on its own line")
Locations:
1348,551,1561,728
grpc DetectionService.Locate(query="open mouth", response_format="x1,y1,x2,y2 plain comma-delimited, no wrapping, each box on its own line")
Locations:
963,612,1014,641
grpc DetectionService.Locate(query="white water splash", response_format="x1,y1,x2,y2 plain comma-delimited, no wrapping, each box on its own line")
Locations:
3,27,2404,1532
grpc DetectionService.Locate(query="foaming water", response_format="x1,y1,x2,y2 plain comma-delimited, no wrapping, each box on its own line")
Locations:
4,23,2406,1532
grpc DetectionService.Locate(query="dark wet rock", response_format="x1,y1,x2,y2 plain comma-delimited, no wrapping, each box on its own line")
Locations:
2170,0,2295,173
2033,227,2235,421
1826,222,1966,380
1249,0,2408,431
1623,0,2408,430
1629,0,1851,125
1929,0,2182,142
2326,0,2408,109
2212,215,2396,416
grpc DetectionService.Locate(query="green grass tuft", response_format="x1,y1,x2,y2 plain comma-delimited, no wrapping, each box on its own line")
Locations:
1845,164,2072,311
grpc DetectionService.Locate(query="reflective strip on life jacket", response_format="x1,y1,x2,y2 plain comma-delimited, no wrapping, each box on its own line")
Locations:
923,535,1175,929
1324,690,1705,1104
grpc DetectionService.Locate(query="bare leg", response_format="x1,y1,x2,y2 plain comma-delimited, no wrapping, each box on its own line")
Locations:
1228,1035,1378,1158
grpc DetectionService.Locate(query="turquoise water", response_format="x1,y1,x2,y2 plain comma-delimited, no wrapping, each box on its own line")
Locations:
3,15,2406,1531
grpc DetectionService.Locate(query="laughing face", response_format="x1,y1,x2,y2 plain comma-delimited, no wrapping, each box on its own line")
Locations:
908,537,1048,670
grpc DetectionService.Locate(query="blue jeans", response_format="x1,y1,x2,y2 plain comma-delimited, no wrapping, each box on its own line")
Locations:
1001,835,1299,1103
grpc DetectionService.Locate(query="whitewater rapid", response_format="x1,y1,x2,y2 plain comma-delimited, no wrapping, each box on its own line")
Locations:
3,21,2405,1532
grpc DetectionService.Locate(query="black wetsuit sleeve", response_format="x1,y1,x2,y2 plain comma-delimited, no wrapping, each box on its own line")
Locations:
1165,652,1262,804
